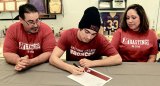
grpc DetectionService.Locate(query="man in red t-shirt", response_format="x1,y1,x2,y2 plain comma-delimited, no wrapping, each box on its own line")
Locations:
49,6,122,75
3,4,56,71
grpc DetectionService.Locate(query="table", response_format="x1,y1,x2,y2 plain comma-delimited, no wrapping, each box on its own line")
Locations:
0,59,160,86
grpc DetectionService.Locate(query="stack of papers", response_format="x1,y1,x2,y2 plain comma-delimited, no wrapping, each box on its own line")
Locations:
67,68,112,86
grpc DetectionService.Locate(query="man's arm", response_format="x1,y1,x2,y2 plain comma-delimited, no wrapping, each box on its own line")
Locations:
95,54,122,66
49,46,84,75
4,52,31,71
4,51,51,66
29,51,52,66
4,52,51,71
3,52,21,65
79,54,122,68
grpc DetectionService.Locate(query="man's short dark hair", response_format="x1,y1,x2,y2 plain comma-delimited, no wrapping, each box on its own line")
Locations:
19,4,38,19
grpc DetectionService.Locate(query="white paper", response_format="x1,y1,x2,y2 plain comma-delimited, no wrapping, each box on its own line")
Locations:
67,68,112,86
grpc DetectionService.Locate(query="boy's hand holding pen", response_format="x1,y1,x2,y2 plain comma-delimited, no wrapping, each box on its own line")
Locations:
72,63,84,75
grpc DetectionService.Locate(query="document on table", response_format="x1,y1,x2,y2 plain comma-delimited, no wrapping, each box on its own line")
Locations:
67,68,112,86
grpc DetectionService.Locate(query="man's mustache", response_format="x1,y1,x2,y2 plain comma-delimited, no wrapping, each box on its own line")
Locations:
27,27,39,33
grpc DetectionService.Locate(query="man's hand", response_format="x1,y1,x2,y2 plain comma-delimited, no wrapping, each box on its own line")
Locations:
68,65,84,75
15,55,31,71
79,58,94,68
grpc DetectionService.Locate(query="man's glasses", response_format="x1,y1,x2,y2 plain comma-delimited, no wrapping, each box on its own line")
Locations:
24,19,41,26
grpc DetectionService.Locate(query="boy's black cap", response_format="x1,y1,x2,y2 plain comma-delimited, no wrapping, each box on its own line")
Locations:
78,6,101,32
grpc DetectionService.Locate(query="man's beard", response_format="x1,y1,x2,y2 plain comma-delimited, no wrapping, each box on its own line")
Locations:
28,27,39,34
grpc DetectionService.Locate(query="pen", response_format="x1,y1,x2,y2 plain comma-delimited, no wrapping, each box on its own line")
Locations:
73,63,79,67
73,63,85,72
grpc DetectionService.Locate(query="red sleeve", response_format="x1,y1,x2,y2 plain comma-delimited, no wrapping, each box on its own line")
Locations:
98,34,118,56
3,25,18,53
150,30,158,55
57,30,69,51
111,28,122,50
41,24,56,52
